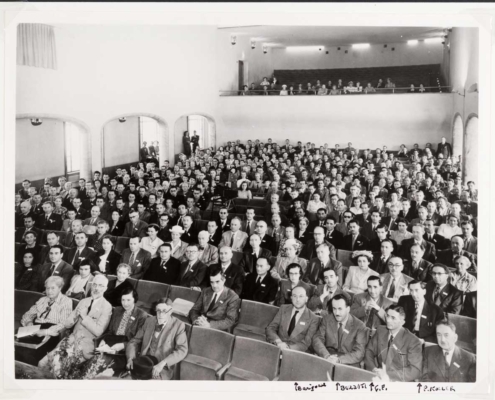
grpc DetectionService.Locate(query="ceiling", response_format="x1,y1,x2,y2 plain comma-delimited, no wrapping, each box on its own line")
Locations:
218,25,449,47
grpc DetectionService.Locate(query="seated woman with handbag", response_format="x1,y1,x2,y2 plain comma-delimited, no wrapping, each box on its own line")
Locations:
65,259,95,300
84,287,148,376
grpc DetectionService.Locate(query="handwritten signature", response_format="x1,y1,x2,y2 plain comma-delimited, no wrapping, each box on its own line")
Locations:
417,383,456,393
335,382,388,392
294,383,327,392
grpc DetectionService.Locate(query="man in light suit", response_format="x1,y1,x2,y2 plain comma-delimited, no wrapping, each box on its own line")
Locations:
123,210,149,239
241,208,257,237
308,268,351,314
299,226,337,261
62,232,96,273
425,264,463,315
37,245,74,294
380,257,413,302
189,265,241,331
397,280,444,343
39,274,112,370
351,276,394,334
196,230,219,266
218,217,248,252
365,304,423,382
120,237,152,279
241,257,278,304
422,319,476,382
266,286,320,353
303,243,343,285
126,297,188,380
177,243,208,290
238,234,272,274
313,294,368,367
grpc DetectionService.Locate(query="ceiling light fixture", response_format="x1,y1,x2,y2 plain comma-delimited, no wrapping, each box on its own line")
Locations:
286,46,324,52
407,40,418,45
251,40,256,49
30,118,42,126
231,35,236,45
352,43,370,49
425,37,443,44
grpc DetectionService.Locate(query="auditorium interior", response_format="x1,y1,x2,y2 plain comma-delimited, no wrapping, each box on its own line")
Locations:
13,24,480,383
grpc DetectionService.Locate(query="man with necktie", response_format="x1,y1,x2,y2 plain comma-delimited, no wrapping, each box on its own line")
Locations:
37,245,74,293
177,243,207,290
126,297,188,380
207,246,245,295
189,265,240,331
240,257,278,304
239,234,272,274
303,243,343,285
37,202,63,231
308,268,351,314
364,304,423,382
196,230,219,266
425,264,463,314
422,319,476,382
207,220,222,247
266,286,320,353
313,294,368,367
342,219,369,251
218,217,248,252
62,232,96,273
143,243,182,285
120,237,152,279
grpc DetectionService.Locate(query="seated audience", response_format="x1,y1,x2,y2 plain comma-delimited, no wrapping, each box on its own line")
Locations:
436,236,477,273
16,231,42,265
303,243,343,285
308,267,351,315
120,237,152,279
15,250,42,292
37,245,74,294
449,255,477,293
123,210,149,239
389,218,413,245
342,219,369,251
343,251,379,294
266,286,320,353
140,224,165,258
63,232,96,273
299,226,337,260
380,256,413,302
189,265,241,331
104,263,135,307
144,243,182,285
271,239,308,282
437,215,463,240
239,234,272,274
195,230,219,266
313,294,368,367
168,225,189,260
210,246,245,295
218,217,248,252
399,224,436,263
403,244,433,282
425,264,463,315
93,235,120,275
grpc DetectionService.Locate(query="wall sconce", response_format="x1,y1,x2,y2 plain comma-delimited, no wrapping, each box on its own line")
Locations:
118,117,127,123
467,83,479,93
263,45,268,54
231,35,237,45
30,118,42,126
251,41,256,49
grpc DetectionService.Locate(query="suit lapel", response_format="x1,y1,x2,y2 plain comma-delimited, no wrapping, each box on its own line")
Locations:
209,289,228,312
431,346,448,380
142,318,157,354
290,307,309,338
419,301,429,332
448,346,462,379
282,306,292,335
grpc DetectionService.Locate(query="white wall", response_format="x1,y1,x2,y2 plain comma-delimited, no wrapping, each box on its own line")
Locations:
103,117,139,167
217,93,453,150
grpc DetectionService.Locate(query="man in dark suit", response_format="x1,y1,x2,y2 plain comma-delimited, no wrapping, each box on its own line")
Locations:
403,244,434,282
461,291,477,319
239,234,272,274
399,224,436,263
37,245,74,293
136,203,151,224
370,239,395,275
308,268,350,314
422,319,476,382
460,220,478,254
342,219,370,251
15,201,34,228
368,224,398,253
382,205,400,232
180,215,198,244
215,208,232,233
62,232,96,272
303,242,343,284
206,220,222,247
189,265,241,332
71,198,88,221
312,294,368,367
308,208,328,233
397,281,444,343
350,276,394,333
82,188,98,211
39,231,67,265
15,215,42,243
156,214,172,242
323,216,344,249
360,211,381,241
123,210,149,239
436,137,453,158
139,141,151,162
208,246,245,296
120,237,152,279
365,304,423,382
423,219,450,251
241,208,258,237
299,226,337,260
143,243,182,285
36,202,63,231
266,286,320,353
177,243,208,290
436,236,477,273
425,264,463,315
241,257,278,304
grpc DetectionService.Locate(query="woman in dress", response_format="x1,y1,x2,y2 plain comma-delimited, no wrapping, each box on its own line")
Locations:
237,181,253,200
437,214,463,240
297,217,310,245
140,224,164,258
65,260,95,300
270,239,308,282
52,196,68,217
182,131,191,157
15,250,42,292
342,251,379,294
109,211,125,237
84,288,148,377
349,197,363,215
103,264,135,308
307,193,327,214
277,224,303,257
94,235,121,275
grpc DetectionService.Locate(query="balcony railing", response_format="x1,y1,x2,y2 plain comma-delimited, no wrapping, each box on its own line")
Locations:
220,86,451,96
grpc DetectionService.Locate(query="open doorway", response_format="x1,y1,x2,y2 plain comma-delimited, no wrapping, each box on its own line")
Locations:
174,114,216,158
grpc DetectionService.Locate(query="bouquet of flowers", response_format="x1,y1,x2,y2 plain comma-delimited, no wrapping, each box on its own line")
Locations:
47,334,86,379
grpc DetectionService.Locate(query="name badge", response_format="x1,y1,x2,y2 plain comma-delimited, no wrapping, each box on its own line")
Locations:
392,344,398,351
54,271,59,274
453,362,460,368
343,328,349,334
190,269,193,272
79,257,85,260
442,292,448,296
300,321,306,326
261,284,265,287
131,316,135,320
220,300,224,304
421,315,427,319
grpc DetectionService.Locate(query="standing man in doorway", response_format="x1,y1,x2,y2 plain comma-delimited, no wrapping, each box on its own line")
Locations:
191,131,200,154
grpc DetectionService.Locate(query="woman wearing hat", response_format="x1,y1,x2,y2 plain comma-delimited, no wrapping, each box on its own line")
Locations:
168,226,188,260
126,297,188,380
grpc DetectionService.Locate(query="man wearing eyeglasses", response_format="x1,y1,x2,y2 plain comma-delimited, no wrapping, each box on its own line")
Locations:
380,257,413,302
425,264,463,315
215,207,231,233
126,297,188,380
177,244,207,290
342,219,369,251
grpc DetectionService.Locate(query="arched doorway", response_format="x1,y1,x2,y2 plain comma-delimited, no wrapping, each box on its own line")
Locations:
174,113,216,158
100,113,169,172
16,113,91,182
463,115,478,183
452,114,463,159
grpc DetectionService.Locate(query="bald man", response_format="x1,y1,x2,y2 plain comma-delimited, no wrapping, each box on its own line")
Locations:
195,230,219,266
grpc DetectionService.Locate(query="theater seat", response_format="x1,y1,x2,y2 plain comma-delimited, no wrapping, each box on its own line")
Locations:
193,220,209,232
134,280,170,314
248,199,266,208
276,349,334,381
180,327,235,380
169,285,201,323
15,290,44,331
447,313,476,353
231,251,243,266
15,242,21,254
127,277,139,289
173,322,193,380
333,363,376,382
223,337,281,381
114,237,129,254
336,249,354,267
233,300,280,342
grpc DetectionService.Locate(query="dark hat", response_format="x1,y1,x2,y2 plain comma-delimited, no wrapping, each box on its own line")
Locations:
131,355,159,380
